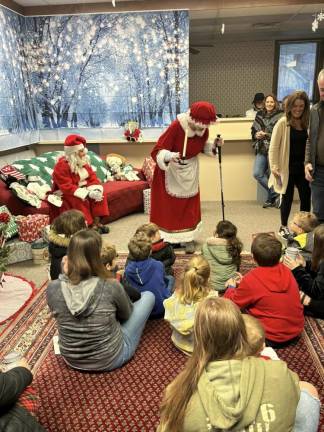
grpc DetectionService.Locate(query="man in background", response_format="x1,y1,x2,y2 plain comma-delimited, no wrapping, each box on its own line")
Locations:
305,69,324,223
246,92,265,118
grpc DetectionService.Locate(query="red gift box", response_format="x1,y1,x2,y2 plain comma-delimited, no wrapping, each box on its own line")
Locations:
16,214,50,243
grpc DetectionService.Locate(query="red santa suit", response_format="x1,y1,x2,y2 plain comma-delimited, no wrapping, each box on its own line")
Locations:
150,101,217,244
51,135,109,226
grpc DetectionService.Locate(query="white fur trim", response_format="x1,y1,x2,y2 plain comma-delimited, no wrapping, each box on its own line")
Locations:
74,187,88,200
203,139,216,157
177,113,196,137
156,150,170,171
87,184,103,193
64,143,84,155
159,221,202,243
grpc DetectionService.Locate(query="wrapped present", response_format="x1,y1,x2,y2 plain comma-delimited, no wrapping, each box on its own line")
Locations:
31,239,49,265
141,157,156,186
143,188,151,215
0,205,18,239
7,239,33,264
16,214,50,243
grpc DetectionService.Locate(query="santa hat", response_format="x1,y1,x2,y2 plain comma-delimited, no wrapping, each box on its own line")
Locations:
64,134,87,155
188,101,217,127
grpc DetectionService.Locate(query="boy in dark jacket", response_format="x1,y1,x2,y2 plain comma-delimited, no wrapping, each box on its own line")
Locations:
0,358,45,432
286,211,319,261
135,223,175,276
224,233,304,348
125,232,173,318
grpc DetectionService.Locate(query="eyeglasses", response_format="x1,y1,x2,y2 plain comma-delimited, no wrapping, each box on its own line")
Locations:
292,220,303,229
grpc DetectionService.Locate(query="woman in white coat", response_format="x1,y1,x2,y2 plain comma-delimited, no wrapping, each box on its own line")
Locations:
268,91,311,239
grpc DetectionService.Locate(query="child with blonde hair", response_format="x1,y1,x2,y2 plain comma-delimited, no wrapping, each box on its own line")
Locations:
287,211,319,260
243,314,279,360
202,220,243,292
48,209,87,280
164,255,215,354
101,243,140,302
136,223,175,275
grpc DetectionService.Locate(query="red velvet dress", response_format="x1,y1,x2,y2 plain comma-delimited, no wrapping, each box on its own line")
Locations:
150,119,209,243
51,157,109,226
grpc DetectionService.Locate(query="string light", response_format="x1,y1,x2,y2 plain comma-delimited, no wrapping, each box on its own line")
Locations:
112,0,116,7
221,23,225,34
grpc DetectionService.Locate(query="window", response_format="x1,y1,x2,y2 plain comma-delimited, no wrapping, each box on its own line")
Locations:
274,41,320,102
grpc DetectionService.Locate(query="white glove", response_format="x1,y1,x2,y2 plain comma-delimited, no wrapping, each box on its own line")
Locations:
74,187,89,200
164,151,180,163
89,189,103,202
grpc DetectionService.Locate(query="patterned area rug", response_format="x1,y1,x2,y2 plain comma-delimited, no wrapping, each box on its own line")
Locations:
0,254,323,431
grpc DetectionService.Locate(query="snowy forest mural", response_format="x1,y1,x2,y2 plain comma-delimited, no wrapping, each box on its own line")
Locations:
0,6,189,140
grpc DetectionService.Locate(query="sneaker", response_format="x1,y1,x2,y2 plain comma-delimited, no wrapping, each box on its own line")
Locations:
262,200,274,208
278,226,291,240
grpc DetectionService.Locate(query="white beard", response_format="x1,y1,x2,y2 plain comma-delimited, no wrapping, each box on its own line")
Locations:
67,152,90,174
190,127,206,137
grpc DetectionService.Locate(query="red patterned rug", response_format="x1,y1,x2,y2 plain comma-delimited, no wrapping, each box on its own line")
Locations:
0,254,323,431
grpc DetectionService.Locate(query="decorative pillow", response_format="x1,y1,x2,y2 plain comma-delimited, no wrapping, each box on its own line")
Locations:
9,182,42,208
0,205,18,239
87,151,109,183
142,157,156,186
0,164,27,186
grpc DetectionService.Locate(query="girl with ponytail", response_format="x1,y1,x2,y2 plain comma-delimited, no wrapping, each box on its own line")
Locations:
163,256,215,354
202,220,243,292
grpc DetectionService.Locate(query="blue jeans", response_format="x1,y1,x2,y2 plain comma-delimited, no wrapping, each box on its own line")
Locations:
165,275,175,293
311,165,324,223
107,291,155,370
253,153,277,202
294,389,320,432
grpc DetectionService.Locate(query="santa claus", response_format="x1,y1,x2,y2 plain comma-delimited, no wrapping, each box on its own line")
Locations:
150,101,223,253
51,134,109,229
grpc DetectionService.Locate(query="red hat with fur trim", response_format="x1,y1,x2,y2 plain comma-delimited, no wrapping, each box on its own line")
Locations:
64,134,86,155
188,101,217,127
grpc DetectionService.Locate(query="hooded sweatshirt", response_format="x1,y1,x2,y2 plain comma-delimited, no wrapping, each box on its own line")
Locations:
202,237,238,291
224,263,304,342
181,357,300,432
46,275,133,371
125,258,171,318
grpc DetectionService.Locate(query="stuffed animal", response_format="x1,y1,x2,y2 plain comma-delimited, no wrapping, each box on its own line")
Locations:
124,121,143,142
106,154,140,182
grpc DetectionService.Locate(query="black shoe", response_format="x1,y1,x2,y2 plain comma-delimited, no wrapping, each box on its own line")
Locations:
94,225,110,234
262,200,274,208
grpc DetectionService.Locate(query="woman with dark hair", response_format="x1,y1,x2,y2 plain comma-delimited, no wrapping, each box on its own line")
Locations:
252,93,283,208
46,229,155,372
269,91,311,239
158,297,320,432
283,224,324,319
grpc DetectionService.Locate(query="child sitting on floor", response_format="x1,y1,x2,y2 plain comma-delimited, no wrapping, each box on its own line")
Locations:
125,232,174,318
286,211,319,261
135,223,176,276
101,243,140,302
48,209,87,280
243,314,279,360
224,233,304,348
202,220,243,292
164,256,216,355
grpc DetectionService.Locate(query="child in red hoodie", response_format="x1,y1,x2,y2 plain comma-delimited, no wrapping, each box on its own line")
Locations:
224,233,304,347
